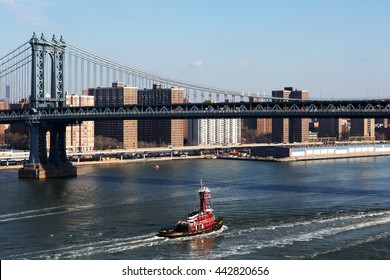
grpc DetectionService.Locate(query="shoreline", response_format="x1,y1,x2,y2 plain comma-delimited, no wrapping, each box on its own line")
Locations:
2,151,390,171
218,152,390,162
0,155,207,171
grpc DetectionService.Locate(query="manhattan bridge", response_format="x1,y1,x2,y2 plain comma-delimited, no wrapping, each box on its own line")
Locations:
1,33,390,178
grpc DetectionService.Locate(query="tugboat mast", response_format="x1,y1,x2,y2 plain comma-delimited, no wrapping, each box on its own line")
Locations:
199,180,211,212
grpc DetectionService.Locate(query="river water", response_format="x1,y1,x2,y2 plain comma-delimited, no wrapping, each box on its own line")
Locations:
1,157,390,260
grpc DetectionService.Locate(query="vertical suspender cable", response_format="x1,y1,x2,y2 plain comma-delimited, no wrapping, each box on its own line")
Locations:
87,61,90,90
93,62,97,88
100,64,103,87
106,67,109,86
81,58,84,93
68,54,72,94
75,55,78,94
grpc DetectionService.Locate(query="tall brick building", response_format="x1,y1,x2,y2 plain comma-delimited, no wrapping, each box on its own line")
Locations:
0,101,9,145
318,118,343,139
88,82,138,149
137,84,184,147
88,82,184,149
242,96,272,141
272,87,310,143
350,118,375,140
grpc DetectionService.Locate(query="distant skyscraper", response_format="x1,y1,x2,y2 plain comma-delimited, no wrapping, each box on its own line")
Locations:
272,87,310,143
6,85,10,100
88,82,138,149
137,84,184,147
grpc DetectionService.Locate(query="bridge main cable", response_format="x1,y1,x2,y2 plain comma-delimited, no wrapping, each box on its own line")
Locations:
64,42,250,98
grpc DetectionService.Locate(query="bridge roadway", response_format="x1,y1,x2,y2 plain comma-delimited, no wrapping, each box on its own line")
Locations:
1,99,390,123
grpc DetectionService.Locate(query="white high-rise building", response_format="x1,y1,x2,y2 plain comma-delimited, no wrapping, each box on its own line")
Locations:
188,118,241,146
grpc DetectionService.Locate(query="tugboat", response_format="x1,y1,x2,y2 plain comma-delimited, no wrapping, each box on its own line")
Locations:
158,181,223,238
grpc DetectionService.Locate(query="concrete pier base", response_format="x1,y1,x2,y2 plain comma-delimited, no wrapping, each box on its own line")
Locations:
18,163,77,179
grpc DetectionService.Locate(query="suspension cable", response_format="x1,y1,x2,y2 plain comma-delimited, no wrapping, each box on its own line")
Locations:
0,56,31,78
65,42,245,97
0,41,30,63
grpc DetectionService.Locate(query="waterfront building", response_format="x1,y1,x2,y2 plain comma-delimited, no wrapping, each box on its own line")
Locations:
8,98,30,137
66,94,95,152
271,88,290,143
6,99,49,150
350,118,375,140
183,98,189,144
271,87,310,143
340,119,351,140
318,118,341,139
188,118,241,146
289,89,310,142
242,96,272,142
137,84,184,147
257,118,273,135
88,82,138,149
376,118,389,128
0,100,9,144
376,126,390,140
242,118,272,137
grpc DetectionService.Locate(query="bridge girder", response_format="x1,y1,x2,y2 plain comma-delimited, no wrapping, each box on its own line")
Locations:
1,100,390,123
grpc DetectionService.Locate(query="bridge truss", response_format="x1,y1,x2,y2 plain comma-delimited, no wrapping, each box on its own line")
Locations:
1,100,390,124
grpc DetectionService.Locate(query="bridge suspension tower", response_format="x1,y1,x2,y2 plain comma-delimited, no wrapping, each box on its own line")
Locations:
18,33,77,179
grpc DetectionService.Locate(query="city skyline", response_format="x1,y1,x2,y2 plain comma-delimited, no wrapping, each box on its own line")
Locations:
1,0,390,99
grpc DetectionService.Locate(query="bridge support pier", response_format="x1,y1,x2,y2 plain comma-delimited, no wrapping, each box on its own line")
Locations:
18,123,77,179
18,162,77,179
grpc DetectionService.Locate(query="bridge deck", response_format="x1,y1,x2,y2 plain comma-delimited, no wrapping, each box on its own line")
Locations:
1,100,390,123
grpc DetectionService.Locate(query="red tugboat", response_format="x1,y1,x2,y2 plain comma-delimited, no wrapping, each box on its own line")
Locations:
158,181,223,238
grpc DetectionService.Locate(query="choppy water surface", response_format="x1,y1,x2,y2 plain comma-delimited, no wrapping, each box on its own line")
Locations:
1,157,390,259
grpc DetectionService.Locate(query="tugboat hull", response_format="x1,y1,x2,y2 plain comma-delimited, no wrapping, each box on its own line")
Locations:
158,217,223,238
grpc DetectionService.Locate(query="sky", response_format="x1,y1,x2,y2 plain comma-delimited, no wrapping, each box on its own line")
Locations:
1,0,390,99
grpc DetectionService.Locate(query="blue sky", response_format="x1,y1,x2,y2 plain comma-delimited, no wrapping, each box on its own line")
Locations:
1,0,389,98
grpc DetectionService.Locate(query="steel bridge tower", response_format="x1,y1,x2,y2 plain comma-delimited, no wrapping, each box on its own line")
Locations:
19,33,77,178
